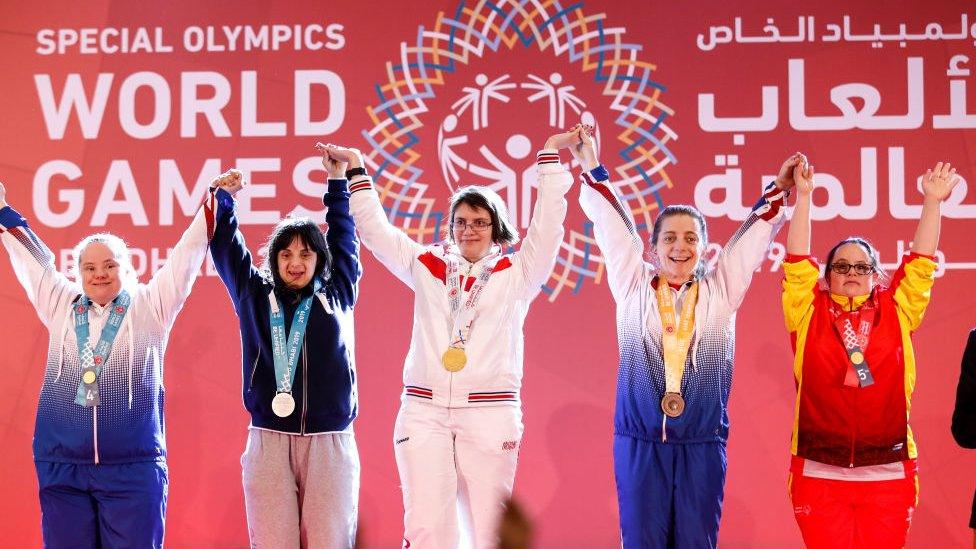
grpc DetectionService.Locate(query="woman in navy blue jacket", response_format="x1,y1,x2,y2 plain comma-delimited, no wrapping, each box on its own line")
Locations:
953,328,976,547
209,153,361,547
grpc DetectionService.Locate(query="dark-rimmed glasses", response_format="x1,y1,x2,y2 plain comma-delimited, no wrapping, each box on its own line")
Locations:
452,219,493,231
828,262,874,275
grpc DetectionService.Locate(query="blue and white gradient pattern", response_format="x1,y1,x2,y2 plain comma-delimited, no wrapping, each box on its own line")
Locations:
579,177,786,443
0,205,209,464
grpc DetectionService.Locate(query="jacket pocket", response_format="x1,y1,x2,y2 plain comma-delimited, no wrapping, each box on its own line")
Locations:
247,348,261,392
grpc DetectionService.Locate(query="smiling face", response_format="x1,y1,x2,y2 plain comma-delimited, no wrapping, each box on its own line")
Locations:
79,242,124,306
276,236,318,290
652,213,704,284
827,242,879,298
452,202,495,263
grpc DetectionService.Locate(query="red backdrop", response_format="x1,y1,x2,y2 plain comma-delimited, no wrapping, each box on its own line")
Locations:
1,1,975,546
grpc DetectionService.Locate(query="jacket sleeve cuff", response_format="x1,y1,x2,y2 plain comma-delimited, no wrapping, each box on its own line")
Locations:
0,205,28,230
214,187,235,211
327,179,350,195
905,251,936,261
580,165,610,186
349,176,374,194
537,149,560,165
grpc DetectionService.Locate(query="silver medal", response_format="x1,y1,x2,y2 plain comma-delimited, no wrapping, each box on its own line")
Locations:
271,392,296,417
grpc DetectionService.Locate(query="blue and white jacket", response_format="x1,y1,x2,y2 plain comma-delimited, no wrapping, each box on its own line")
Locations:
579,168,787,444
0,202,211,464
209,181,361,434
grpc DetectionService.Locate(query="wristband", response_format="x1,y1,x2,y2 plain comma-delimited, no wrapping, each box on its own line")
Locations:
345,167,367,179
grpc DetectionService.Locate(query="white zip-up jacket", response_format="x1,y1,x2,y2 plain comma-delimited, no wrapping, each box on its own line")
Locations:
0,200,212,464
349,150,572,408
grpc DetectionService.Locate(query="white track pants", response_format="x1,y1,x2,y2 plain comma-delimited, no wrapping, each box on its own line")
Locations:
393,400,523,549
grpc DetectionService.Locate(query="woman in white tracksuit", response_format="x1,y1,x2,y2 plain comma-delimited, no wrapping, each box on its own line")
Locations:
323,132,574,548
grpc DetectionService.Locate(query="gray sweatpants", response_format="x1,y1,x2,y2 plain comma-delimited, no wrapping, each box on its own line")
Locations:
241,428,360,549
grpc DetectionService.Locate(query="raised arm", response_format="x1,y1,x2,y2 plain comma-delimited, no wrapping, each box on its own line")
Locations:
512,130,574,298
780,156,819,332
145,172,223,329
208,170,267,309
884,163,958,330
911,162,960,256
325,144,424,289
710,153,796,311
317,144,362,307
0,180,77,326
573,125,649,303
785,156,813,256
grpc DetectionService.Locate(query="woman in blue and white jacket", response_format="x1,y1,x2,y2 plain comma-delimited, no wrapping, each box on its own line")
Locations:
208,153,361,547
0,176,215,548
574,125,797,548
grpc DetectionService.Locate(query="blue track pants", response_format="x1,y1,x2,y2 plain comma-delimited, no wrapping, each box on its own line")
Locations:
614,435,727,549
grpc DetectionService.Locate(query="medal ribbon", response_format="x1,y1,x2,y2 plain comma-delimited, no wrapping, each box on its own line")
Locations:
74,291,131,407
656,278,698,396
828,295,877,388
269,281,318,394
444,247,502,353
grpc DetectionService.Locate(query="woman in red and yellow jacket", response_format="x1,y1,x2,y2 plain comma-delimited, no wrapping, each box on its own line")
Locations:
781,158,960,549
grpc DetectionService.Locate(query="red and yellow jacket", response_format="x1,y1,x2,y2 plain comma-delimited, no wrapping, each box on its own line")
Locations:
782,253,936,467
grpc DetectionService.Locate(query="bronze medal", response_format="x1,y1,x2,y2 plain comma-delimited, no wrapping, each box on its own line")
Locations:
661,392,686,418
442,347,467,372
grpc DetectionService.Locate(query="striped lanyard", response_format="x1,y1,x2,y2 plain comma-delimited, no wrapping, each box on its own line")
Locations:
73,291,130,407
828,293,877,388
269,281,319,394
444,248,501,351
656,278,698,396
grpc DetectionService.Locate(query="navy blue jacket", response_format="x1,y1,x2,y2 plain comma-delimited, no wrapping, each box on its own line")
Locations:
952,328,976,528
210,181,361,434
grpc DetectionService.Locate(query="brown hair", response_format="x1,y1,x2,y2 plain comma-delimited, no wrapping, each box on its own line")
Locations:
650,205,709,279
445,186,519,246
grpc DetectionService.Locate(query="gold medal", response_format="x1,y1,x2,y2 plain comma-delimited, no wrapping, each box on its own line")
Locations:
442,347,467,372
661,392,686,418
849,351,864,365
82,371,96,385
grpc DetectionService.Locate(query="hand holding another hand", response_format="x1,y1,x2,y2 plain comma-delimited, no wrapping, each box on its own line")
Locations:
211,169,246,198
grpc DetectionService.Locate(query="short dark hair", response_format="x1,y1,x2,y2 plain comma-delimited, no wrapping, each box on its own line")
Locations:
446,186,519,247
262,217,332,289
650,205,709,279
824,236,889,284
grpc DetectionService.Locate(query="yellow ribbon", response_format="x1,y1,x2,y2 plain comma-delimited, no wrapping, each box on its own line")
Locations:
656,277,698,395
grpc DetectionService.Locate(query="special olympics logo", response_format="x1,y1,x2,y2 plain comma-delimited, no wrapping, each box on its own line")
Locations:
438,71,596,231
361,1,677,301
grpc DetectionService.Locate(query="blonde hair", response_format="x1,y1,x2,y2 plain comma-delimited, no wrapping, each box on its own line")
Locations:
71,233,138,287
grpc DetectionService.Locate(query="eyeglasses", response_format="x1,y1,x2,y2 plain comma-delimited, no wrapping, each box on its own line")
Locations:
452,219,493,231
828,262,875,275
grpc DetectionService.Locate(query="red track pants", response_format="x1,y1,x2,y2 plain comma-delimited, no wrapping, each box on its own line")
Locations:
789,473,918,549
